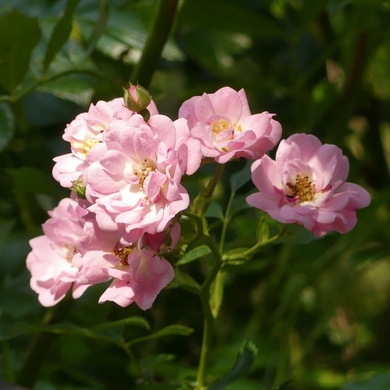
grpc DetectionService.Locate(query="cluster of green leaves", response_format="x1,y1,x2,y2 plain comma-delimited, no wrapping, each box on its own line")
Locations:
1,0,390,389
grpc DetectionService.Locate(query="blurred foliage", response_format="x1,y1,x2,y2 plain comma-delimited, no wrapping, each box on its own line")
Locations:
0,0,389,389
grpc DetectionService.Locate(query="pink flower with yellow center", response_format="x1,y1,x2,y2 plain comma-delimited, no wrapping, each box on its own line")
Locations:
73,219,175,309
178,86,282,163
52,97,159,188
83,114,190,243
26,198,88,307
246,133,371,237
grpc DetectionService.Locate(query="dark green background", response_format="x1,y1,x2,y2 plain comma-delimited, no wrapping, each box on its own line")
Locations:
0,0,389,389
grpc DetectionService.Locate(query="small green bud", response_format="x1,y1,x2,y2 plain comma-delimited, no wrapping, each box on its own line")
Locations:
70,177,86,199
123,83,152,113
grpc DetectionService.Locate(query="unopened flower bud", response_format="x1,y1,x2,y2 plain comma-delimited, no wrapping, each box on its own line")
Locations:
123,83,152,113
70,177,86,199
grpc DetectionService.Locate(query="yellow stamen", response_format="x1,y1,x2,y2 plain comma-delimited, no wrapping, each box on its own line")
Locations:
286,174,315,202
211,119,230,134
113,246,134,266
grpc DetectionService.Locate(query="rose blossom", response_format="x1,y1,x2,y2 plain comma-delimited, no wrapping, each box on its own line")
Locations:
73,218,175,309
83,114,190,243
26,198,88,306
52,97,159,188
178,86,282,164
246,133,371,237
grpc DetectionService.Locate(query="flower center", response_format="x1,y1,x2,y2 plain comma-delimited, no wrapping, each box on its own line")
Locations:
64,244,77,263
211,119,230,134
71,139,100,159
286,174,315,202
133,159,156,185
113,246,134,266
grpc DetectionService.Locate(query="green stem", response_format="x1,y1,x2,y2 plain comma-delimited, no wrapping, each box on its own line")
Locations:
219,190,235,252
196,240,222,389
1,341,15,383
130,0,180,89
223,233,282,263
204,165,224,204
197,164,224,217
3,69,104,104
122,344,147,384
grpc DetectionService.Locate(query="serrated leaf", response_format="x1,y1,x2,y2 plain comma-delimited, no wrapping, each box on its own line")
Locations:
176,245,211,266
0,10,41,92
127,325,194,347
209,270,224,318
0,103,14,151
43,0,81,72
208,340,258,390
230,160,253,193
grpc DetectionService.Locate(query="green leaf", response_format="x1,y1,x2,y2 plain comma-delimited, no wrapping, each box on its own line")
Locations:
257,218,270,244
43,0,82,72
37,74,95,107
176,245,212,266
7,167,64,197
0,322,35,341
182,30,252,75
275,380,295,389
0,10,41,92
230,160,253,193
84,0,110,58
208,340,258,390
223,248,250,263
0,103,14,151
180,0,282,39
209,270,224,318
172,268,201,294
230,194,252,217
127,325,194,347
91,316,150,332
342,373,390,390
77,9,183,63
205,201,224,220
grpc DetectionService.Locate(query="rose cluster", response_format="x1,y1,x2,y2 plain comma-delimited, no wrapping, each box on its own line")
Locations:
26,86,370,309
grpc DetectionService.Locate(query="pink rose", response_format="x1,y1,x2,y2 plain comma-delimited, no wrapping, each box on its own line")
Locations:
74,219,174,309
52,97,159,189
26,198,88,306
246,133,371,237
178,86,282,163
83,114,190,243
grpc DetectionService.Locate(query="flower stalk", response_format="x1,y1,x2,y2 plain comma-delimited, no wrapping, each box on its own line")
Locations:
130,0,180,88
